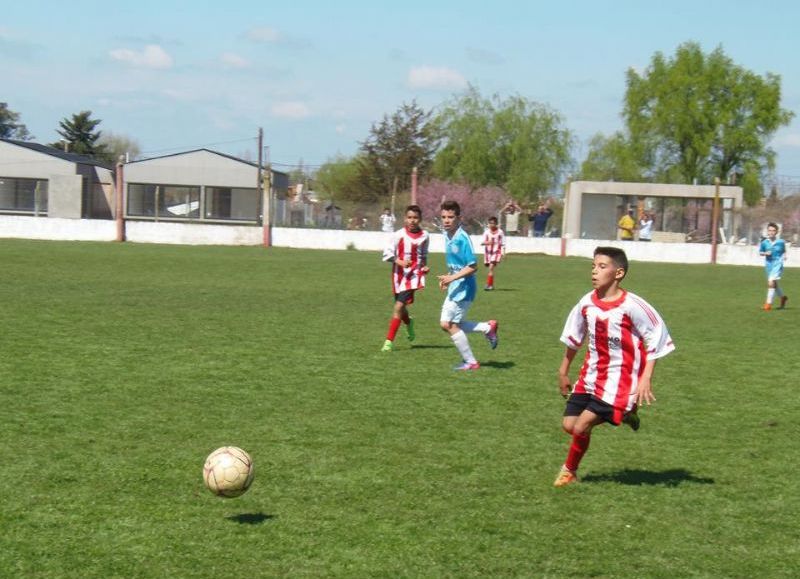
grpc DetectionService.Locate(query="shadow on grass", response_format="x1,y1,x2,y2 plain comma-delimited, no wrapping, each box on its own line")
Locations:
484,288,520,292
582,468,714,487
481,360,515,369
226,512,275,524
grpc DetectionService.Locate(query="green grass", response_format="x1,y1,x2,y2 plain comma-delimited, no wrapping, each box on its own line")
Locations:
1,238,798,578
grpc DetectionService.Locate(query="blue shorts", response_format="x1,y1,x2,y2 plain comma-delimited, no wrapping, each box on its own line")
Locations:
766,261,784,281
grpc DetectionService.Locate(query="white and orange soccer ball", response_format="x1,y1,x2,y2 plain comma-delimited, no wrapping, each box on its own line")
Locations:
203,446,254,498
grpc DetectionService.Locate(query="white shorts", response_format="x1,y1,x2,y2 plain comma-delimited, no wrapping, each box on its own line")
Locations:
440,298,473,323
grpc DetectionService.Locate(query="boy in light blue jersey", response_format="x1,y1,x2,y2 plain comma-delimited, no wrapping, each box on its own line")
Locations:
437,200,499,371
759,222,789,311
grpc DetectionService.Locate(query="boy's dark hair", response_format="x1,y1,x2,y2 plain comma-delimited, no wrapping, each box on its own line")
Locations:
767,222,779,229
488,216,498,224
594,246,629,274
405,204,422,217
440,200,461,216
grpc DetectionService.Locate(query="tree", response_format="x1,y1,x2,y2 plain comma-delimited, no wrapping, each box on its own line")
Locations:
0,102,33,140
49,110,106,159
578,132,645,182
358,100,440,202
417,179,506,232
624,42,794,191
432,86,574,201
314,155,364,202
97,131,141,164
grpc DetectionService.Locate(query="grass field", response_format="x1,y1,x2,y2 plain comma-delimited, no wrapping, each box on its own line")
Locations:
1,238,798,578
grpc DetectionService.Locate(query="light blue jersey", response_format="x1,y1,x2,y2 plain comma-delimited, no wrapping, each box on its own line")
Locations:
760,238,786,280
445,226,477,302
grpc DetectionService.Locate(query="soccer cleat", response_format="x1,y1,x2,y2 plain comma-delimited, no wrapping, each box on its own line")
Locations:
453,361,480,371
780,296,788,309
623,408,641,432
553,467,579,487
763,303,772,311
484,285,494,291
381,340,394,352
406,318,416,342
485,320,499,349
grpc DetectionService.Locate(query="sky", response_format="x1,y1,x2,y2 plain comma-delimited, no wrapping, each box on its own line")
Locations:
3,0,800,182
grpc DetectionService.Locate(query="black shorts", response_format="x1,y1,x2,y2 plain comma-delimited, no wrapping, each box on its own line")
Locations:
394,290,416,305
563,393,625,426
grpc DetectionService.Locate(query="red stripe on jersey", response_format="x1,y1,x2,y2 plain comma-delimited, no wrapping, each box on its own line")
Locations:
593,316,610,398
407,242,419,290
574,350,591,394
614,314,636,409
395,237,405,290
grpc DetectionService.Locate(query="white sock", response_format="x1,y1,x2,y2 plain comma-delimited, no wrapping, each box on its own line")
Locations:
461,321,490,334
451,330,477,364
767,288,775,304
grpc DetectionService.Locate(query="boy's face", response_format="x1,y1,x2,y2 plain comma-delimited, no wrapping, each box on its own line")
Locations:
405,210,421,231
441,209,459,233
488,220,498,231
767,226,778,240
591,254,624,290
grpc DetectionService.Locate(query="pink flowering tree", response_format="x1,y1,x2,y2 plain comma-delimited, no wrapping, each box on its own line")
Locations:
417,179,507,233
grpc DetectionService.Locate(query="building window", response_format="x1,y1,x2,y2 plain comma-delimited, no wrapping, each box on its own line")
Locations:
205,187,260,221
127,183,200,219
0,177,48,215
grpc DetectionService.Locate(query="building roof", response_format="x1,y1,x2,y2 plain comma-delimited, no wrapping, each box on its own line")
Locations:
1,138,113,169
128,148,288,177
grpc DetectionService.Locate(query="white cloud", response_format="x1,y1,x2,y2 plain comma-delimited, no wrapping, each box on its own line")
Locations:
246,26,282,43
407,65,467,90
109,44,173,69
774,133,800,148
271,101,311,119
221,52,249,69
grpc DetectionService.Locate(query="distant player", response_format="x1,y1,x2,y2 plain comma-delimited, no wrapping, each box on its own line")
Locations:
381,205,429,352
554,246,675,487
437,200,499,371
759,222,788,311
481,216,505,291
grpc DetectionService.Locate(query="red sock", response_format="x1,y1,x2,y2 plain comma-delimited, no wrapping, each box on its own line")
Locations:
386,317,402,340
564,433,591,472
401,310,410,325
487,273,494,286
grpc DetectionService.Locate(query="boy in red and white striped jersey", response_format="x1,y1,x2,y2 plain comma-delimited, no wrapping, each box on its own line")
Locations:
481,216,505,291
554,246,675,487
381,205,430,352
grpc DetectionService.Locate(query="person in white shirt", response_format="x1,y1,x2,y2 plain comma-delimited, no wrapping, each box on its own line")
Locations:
379,208,396,233
638,212,654,241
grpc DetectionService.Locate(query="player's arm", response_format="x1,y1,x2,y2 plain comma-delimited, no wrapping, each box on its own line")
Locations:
636,359,657,405
558,347,578,398
438,263,477,289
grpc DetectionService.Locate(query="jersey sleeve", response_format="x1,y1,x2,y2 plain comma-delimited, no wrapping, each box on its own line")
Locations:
382,232,398,262
559,302,587,350
628,297,675,360
461,232,477,266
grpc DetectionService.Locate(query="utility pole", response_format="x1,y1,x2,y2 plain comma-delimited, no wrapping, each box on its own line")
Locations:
710,177,721,264
257,128,271,247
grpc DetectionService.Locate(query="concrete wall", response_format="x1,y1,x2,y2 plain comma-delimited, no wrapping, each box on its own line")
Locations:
2,215,796,269
47,174,83,218
125,150,259,188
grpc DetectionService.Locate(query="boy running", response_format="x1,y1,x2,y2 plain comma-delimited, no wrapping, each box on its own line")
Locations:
381,205,429,352
554,246,674,487
437,200,499,371
759,222,788,311
481,216,505,291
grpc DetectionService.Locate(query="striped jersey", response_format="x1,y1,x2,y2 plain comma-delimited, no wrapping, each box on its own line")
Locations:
560,289,675,411
382,227,429,294
483,227,505,264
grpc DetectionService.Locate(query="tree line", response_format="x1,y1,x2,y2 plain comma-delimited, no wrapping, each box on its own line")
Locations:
3,42,794,209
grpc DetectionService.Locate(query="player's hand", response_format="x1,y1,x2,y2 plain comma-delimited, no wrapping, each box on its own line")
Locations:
636,378,656,405
558,373,571,398
420,266,430,274
437,274,452,290
396,258,410,267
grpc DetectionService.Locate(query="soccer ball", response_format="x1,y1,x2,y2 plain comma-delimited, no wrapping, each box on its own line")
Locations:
203,446,254,498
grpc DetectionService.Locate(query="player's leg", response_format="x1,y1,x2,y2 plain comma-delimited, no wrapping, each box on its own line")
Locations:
441,299,479,370
765,278,777,310
485,262,495,290
459,318,498,349
382,299,405,351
